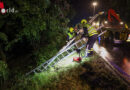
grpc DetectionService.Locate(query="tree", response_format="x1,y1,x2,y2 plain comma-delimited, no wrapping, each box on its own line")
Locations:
0,0,74,72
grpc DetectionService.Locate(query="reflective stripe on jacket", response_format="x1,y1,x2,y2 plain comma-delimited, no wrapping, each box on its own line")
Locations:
85,24,98,37
68,32,74,40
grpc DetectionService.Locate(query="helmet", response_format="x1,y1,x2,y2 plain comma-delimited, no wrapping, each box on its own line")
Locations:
125,24,128,29
81,19,87,24
69,27,74,32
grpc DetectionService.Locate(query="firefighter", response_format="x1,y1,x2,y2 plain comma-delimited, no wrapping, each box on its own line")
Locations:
67,27,75,41
125,23,128,29
81,19,98,57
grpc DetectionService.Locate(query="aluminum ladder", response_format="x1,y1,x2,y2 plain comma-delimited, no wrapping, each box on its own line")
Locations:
26,39,86,76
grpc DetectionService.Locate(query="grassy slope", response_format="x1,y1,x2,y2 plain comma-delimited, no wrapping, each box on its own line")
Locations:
9,55,128,90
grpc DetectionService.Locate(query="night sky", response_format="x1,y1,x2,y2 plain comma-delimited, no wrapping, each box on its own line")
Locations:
70,0,129,26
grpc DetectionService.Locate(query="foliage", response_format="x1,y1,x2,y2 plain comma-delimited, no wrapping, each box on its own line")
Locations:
0,0,76,89
0,32,8,42
0,0,75,89
0,61,9,87
9,56,128,90
0,0,73,70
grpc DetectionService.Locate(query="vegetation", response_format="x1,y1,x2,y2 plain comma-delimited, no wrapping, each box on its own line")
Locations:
0,0,75,89
5,56,127,90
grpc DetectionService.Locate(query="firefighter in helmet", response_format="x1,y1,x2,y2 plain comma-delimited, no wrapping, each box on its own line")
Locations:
81,19,98,57
67,27,75,41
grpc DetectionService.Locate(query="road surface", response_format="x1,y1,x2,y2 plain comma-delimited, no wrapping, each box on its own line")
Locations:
93,41,130,84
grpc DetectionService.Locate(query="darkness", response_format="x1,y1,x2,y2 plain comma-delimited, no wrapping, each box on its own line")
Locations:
70,0,129,26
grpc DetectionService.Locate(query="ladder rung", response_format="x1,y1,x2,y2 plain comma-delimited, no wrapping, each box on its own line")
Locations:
57,57,60,61
61,54,64,58
66,50,70,54
33,70,36,73
37,68,42,72
71,46,75,50
58,58,61,61
80,41,83,45
75,44,78,48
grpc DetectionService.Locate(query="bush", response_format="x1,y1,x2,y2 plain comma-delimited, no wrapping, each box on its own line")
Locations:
0,61,9,87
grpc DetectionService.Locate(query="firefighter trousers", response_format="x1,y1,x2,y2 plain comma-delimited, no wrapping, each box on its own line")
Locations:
86,34,98,56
